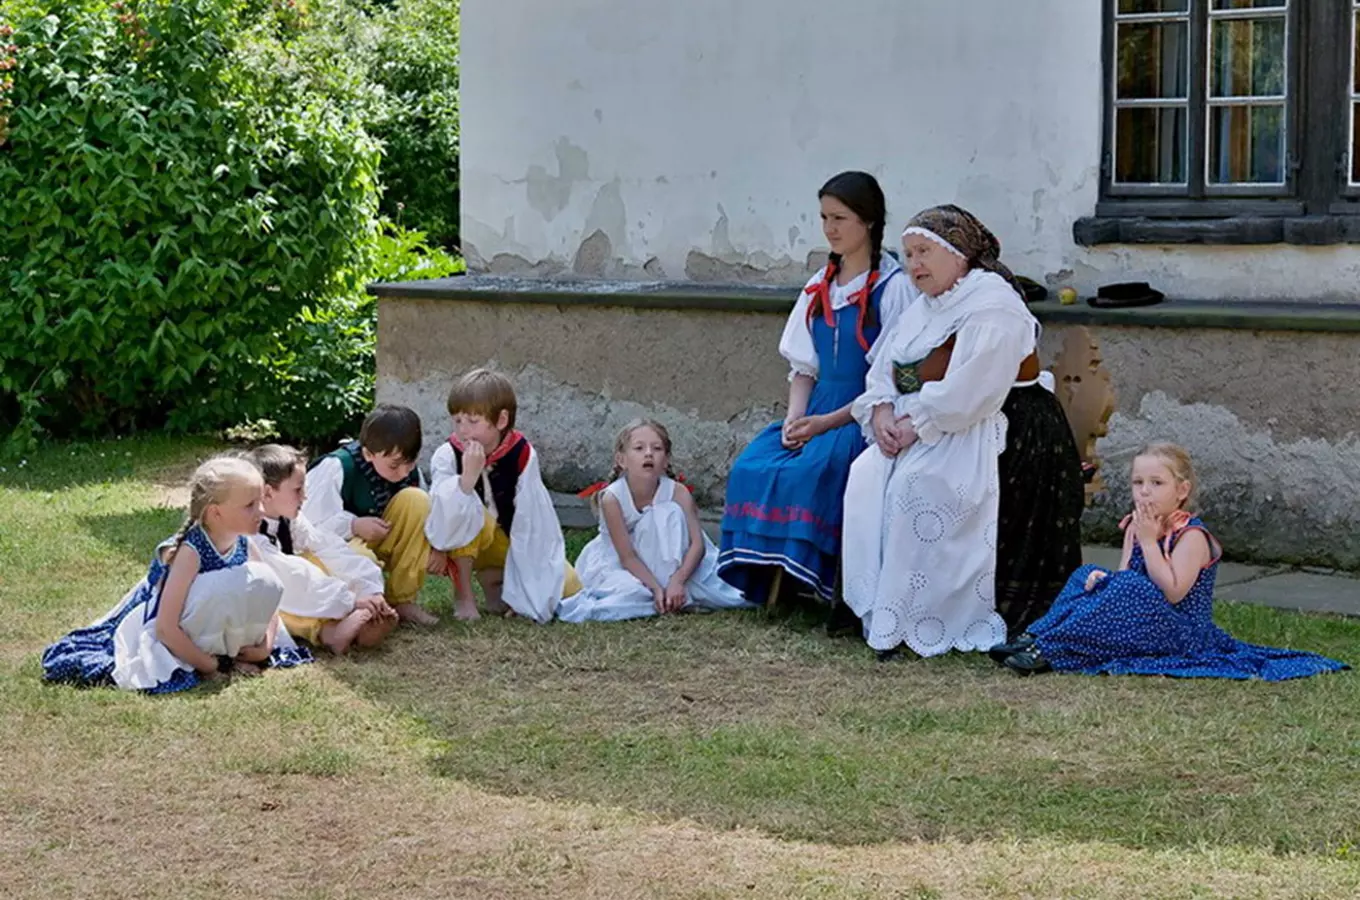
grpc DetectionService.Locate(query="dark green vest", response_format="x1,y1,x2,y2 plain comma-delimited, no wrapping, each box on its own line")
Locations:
310,440,419,518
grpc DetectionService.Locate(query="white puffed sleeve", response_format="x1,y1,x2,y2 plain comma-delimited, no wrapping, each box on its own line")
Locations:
502,447,568,625
301,457,354,541
900,309,1034,445
294,513,385,599
425,442,488,551
251,527,356,621
778,275,825,381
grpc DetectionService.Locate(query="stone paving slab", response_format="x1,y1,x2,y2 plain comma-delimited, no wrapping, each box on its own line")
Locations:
552,493,1358,617
1216,571,1360,617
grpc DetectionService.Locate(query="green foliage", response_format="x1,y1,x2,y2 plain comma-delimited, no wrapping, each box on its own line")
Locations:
237,0,461,245
0,0,463,453
0,0,380,450
263,221,463,447
366,0,460,245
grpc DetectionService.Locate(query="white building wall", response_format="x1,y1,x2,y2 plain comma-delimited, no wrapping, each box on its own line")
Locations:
461,0,1360,301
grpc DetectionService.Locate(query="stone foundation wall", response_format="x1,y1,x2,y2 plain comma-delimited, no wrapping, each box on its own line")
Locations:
377,289,1360,569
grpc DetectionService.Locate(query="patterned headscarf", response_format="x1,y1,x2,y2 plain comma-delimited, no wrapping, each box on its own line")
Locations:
902,204,1021,296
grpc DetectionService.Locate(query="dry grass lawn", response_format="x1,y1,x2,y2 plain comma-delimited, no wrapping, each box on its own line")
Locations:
2,436,1357,899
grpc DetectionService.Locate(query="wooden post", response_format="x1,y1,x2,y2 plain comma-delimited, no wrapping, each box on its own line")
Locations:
1049,326,1116,504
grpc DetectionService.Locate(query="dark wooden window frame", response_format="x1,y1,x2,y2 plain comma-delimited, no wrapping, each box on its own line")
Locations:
1076,0,1360,245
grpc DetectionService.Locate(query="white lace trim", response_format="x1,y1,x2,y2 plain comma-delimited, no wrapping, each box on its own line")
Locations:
902,226,966,260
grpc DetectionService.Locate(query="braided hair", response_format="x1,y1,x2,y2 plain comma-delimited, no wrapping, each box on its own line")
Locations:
608,418,676,482
807,170,887,346
584,419,677,514
162,456,264,565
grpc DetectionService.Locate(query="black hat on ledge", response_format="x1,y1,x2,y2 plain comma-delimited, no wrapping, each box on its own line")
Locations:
1087,281,1165,309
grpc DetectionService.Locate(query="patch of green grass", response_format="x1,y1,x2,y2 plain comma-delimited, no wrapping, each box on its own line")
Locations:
3,434,1358,869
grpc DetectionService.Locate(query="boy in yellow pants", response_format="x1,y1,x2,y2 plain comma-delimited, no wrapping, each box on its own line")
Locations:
426,369,580,624
303,404,444,625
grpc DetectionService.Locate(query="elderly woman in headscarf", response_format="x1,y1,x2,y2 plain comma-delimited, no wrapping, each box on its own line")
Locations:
841,204,1084,660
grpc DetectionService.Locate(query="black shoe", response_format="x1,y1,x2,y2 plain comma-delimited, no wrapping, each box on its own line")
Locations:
987,632,1036,665
826,598,861,638
875,646,905,663
1003,648,1052,676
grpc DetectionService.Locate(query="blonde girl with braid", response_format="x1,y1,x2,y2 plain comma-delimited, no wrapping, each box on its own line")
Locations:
42,456,311,692
558,420,752,623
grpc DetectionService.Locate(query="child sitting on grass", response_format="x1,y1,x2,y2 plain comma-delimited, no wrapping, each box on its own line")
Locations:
991,443,1349,680
425,369,579,623
303,404,444,625
42,456,311,692
557,419,752,622
250,444,399,654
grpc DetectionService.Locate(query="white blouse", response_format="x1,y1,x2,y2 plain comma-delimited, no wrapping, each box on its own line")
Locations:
302,455,428,541
853,269,1039,446
424,440,568,625
778,255,917,381
254,512,387,619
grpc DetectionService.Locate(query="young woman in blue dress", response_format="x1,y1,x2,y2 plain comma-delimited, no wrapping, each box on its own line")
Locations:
718,171,914,605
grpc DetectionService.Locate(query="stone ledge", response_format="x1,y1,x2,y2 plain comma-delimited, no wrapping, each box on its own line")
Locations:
371,275,1360,334
368,274,793,313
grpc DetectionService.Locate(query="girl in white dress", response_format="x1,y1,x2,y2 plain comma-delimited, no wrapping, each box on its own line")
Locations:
42,456,309,692
558,420,753,623
843,205,1052,660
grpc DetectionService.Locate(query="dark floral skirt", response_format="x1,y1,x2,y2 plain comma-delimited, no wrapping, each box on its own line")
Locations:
995,384,1086,635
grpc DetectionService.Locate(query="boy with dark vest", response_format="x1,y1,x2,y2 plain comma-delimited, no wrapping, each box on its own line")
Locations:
302,404,442,625
426,369,581,623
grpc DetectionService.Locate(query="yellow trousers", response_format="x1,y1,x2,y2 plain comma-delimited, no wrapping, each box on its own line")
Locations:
348,487,431,606
278,552,340,644
451,508,583,597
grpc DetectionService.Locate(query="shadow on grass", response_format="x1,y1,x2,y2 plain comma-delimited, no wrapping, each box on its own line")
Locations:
78,507,185,565
325,589,1360,857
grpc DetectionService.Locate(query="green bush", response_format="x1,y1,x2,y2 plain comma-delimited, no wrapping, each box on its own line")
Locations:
240,0,462,246
262,221,463,447
0,0,380,447
367,0,460,246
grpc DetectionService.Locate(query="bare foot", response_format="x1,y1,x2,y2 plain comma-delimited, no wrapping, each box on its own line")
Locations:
322,608,373,655
483,596,512,617
232,661,262,677
453,596,481,621
394,602,440,626
356,614,398,648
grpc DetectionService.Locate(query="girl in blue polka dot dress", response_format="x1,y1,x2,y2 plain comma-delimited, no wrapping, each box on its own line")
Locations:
42,456,311,693
991,443,1348,680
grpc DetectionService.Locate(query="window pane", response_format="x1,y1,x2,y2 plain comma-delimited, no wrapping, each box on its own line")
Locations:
1209,104,1285,183
1354,9,1360,94
1212,1,1285,9
1118,0,1189,12
1115,106,1188,183
1117,22,1189,99
1210,17,1286,97
1352,104,1360,183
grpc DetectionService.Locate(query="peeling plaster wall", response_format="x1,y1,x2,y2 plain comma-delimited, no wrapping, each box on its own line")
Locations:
462,0,1360,301
379,298,1360,567
1040,325,1360,567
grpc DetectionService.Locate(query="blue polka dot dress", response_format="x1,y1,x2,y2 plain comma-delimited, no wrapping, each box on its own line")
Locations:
1030,517,1348,680
42,525,311,693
